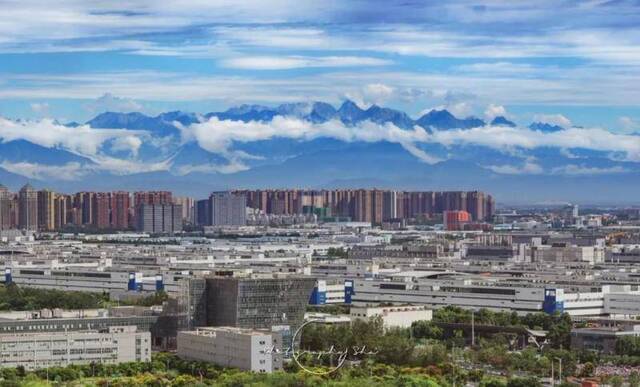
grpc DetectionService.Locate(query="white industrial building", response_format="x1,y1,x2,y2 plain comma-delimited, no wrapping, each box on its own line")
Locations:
0,326,150,370
604,291,640,318
350,277,640,317
177,327,283,373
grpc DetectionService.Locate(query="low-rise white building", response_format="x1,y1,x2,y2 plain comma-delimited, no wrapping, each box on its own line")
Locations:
0,326,150,370
350,305,432,329
177,327,283,373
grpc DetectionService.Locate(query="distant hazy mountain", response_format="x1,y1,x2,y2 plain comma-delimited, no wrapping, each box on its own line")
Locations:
490,116,516,127
0,99,638,203
529,122,565,132
87,111,191,136
416,109,485,130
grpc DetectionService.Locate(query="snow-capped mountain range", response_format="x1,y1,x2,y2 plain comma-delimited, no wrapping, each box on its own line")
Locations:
0,100,639,203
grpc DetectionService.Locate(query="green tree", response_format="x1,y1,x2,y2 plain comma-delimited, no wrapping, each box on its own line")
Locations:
412,321,443,340
507,376,543,387
479,376,507,387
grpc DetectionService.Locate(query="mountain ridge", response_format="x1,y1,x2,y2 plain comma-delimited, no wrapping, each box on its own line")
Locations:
0,99,638,202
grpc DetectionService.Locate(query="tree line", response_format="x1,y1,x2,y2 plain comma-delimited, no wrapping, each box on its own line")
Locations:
0,283,167,311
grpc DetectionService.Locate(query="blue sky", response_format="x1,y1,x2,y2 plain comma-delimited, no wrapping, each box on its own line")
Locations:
1,0,640,131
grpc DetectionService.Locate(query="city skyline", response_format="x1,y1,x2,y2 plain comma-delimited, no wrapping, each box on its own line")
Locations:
0,185,495,231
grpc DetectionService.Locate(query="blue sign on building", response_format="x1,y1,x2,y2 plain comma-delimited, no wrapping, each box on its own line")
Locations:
309,282,327,305
128,272,138,291
155,275,164,291
344,280,355,304
543,288,565,314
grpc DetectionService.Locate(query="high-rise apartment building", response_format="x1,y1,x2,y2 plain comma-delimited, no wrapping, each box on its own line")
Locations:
79,192,95,225
134,191,172,207
93,192,111,229
354,189,372,222
37,190,56,231
210,192,246,226
135,204,183,233
195,199,210,226
53,194,67,230
371,189,384,224
381,190,396,221
110,191,131,229
466,191,485,221
0,185,12,230
18,184,38,230
173,196,195,224
68,194,83,226
239,189,494,223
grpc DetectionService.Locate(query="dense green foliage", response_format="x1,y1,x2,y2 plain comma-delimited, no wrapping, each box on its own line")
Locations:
298,312,578,382
0,283,108,310
306,304,351,315
0,352,554,387
301,316,419,366
413,306,573,349
0,284,167,311
615,335,640,356
0,353,448,386
324,247,349,258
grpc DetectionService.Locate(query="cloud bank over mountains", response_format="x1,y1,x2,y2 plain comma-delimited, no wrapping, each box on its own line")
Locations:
1,99,640,202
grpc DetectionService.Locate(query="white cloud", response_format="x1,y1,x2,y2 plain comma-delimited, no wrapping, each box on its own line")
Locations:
83,93,143,114
344,83,398,108
550,165,629,175
0,161,89,181
211,23,640,66
0,156,175,181
485,157,544,175
456,62,541,75
486,160,543,175
619,116,639,133
181,115,441,164
426,102,474,118
30,102,49,116
2,67,640,109
0,117,173,179
484,104,507,120
3,107,640,180
362,83,395,104
211,26,333,50
220,56,391,70
429,125,640,161
0,117,147,156
110,136,143,157
181,114,640,168
533,114,572,128
559,148,581,159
